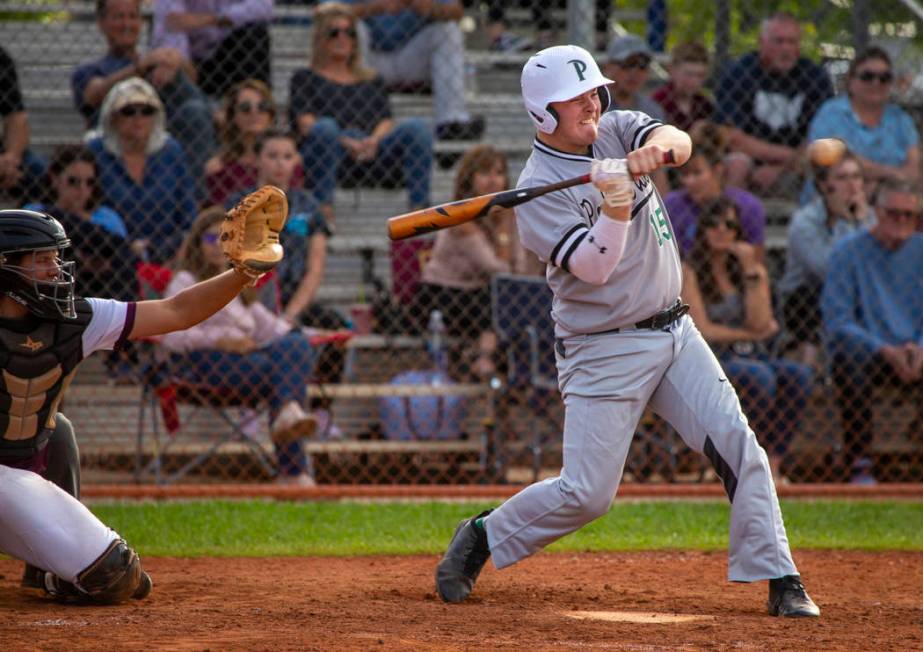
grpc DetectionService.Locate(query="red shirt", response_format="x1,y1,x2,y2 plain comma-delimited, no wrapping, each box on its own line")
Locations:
651,82,714,131
206,160,306,208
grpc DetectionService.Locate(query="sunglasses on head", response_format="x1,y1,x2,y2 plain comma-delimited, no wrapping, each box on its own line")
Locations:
65,175,95,188
883,207,918,221
702,216,740,230
201,232,221,245
856,70,893,84
326,26,357,39
236,99,273,114
118,104,156,118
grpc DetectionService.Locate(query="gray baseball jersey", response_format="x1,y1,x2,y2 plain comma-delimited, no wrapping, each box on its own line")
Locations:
515,110,681,335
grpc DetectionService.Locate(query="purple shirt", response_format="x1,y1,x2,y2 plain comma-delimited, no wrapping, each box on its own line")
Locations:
152,0,273,61
664,186,766,256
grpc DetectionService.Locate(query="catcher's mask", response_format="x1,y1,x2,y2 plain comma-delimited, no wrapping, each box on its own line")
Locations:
0,209,77,320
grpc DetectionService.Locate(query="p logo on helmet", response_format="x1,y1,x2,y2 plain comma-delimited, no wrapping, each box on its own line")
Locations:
521,45,613,134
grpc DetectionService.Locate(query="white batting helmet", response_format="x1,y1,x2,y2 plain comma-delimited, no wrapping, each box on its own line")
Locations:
521,44,613,134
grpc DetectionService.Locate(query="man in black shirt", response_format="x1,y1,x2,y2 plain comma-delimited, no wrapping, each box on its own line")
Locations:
0,45,44,202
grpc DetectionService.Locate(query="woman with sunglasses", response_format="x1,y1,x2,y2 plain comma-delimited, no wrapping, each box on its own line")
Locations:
161,207,321,486
88,77,196,265
23,145,137,302
289,2,433,226
681,197,813,483
804,46,919,202
206,79,304,207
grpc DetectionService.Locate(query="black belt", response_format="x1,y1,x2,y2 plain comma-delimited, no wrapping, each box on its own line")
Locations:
593,300,690,335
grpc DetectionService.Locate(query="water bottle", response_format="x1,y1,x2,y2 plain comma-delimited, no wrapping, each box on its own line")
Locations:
427,309,447,373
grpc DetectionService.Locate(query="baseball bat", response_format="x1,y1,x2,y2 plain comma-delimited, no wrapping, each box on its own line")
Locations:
387,150,675,241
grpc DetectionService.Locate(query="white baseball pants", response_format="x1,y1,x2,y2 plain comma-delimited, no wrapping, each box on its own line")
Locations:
485,315,798,582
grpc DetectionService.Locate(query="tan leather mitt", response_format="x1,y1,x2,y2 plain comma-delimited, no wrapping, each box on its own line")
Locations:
220,185,288,283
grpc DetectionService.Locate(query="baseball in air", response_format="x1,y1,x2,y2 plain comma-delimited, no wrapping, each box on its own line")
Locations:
807,138,847,167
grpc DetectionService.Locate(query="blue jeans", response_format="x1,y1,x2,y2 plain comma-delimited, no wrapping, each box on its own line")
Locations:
720,353,814,457
176,331,313,475
299,117,433,208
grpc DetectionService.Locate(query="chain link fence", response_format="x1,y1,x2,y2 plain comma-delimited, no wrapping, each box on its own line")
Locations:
0,0,920,486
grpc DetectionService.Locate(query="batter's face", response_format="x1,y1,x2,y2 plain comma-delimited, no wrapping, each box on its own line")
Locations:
258,137,298,188
545,89,602,153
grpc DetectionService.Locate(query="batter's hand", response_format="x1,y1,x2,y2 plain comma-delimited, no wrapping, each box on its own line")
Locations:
627,144,670,178
590,158,633,208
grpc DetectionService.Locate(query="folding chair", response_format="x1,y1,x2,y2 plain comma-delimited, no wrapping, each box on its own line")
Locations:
491,274,557,481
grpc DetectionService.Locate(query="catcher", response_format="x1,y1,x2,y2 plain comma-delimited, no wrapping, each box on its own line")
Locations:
0,185,287,604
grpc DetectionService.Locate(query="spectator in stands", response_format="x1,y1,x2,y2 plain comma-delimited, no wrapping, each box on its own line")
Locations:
664,124,766,260
231,129,345,434
89,77,197,265
715,12,833,194
417,144,514,378
72,0,215,196
345,0,485,141
602,34,668,193
163,206,321,485
206,79,304,207
0,44,44,202
779,152,874,368
821,179,923,484
23,145,137,302
151,0,273,99
682,197,813,483
804,47,919,204
651,41,714,132
291,2,433,226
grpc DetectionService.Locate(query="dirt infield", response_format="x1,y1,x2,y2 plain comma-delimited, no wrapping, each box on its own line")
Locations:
2,551,922,651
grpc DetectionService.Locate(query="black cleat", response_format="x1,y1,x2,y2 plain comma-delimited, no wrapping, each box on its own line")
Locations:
768,575,820,617
42,570,152,603
21,563,45,589
435,509,492,603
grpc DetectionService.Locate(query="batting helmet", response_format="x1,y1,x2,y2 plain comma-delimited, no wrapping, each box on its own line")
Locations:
521,44,613,134
0,209,77,319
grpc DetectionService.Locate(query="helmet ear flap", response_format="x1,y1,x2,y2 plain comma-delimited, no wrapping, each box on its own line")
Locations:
546,105,560,132
597,85,610,114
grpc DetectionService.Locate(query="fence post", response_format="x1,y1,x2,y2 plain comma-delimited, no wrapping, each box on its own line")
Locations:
567,0,595,51
853,0,870,52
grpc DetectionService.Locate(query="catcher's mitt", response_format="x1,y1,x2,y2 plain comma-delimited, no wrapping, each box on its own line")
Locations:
220,185,288,282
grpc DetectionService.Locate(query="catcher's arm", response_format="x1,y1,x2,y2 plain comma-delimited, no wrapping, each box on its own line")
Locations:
130,186,289,340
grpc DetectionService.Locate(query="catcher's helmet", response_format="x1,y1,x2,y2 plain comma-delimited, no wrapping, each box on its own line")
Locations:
0,209,77,319
521,44,613,134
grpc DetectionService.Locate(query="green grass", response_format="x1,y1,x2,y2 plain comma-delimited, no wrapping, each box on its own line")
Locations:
79,499,923,557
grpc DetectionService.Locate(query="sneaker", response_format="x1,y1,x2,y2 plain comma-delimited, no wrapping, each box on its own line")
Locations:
275,472,317,487
435,509,492,603
489,31,533,52
270,401,317,444
767,575,820,617
435,116,485,141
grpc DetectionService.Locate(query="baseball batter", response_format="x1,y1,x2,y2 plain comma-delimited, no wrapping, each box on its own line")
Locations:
0,188,286,604
435,45,820,618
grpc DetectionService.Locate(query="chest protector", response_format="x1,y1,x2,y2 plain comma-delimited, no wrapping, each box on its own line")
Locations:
0,298,92,457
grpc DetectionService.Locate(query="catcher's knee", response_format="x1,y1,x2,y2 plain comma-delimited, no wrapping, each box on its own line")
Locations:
74,539,152,604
